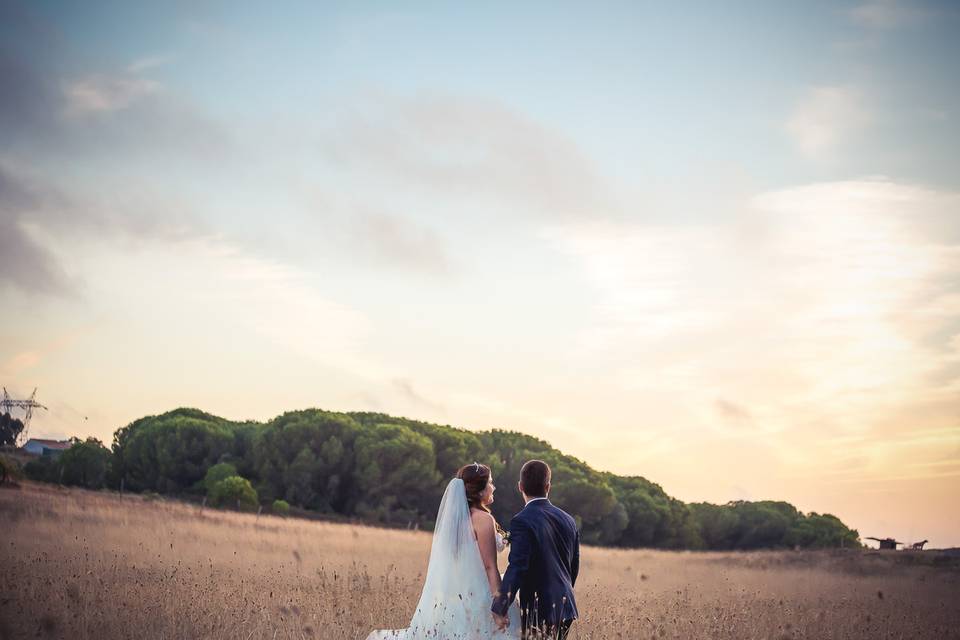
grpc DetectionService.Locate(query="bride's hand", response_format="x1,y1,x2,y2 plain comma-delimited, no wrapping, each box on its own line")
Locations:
492,612,509,631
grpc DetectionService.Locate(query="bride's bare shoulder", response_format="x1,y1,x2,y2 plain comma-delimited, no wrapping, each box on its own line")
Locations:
470,508,496,531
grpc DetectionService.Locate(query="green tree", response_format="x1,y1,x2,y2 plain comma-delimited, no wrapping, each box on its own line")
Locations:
283,448,319,507
690,502,740,550
111,408,237,492
479,429,559,524
272,499,291,516
551,475,617,544
230,421,262,478
0,413,24,446
87,404,862,551
351,412,483,479
209,475,258,510
730,501,796,549
786,512,860,549
23,456,59,483
352,423,440,522
59,437,111,489
200,462,238,493
253,410,360,511
611,478,672,547
598,501,629,544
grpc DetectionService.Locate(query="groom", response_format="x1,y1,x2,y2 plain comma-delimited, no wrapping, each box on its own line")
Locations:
491,460,580,639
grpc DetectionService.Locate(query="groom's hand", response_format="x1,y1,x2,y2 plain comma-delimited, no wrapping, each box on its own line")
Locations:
492,612,509,631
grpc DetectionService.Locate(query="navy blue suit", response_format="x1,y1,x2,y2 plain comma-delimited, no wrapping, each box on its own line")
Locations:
491,498,580,635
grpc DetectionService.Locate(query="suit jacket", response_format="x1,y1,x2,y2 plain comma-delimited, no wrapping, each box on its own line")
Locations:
491,498,580,628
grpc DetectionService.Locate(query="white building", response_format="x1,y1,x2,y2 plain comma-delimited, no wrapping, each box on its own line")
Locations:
22,438,72,457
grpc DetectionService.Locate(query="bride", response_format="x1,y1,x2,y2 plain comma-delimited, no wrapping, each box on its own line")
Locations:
367,463,521,639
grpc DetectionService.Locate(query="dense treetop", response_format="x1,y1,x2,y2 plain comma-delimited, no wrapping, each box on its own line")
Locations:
27,407,860,550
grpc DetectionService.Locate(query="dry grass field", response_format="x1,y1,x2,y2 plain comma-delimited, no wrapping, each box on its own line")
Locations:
1,482,958,640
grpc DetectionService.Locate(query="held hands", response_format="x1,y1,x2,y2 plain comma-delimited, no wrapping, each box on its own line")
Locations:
491,612,510,631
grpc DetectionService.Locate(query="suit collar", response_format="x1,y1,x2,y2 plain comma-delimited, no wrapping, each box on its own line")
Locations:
523,497,550,509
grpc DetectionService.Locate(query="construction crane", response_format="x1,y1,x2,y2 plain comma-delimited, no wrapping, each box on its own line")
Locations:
1,387,48,445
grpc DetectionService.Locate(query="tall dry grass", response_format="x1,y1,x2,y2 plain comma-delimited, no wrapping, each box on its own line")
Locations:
1,482,957,639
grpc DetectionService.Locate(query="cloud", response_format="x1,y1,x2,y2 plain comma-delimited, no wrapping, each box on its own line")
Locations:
62,74,161,117
0,41,230,162
0,50,60,141
0,164,76,294
200,240,378,377
715,398,752,422
392,378,446,413
320,94,611,220
786,86,871,159
126,54,174,73
548,178,960,464
849,0,933,29
349,210,452,274
0,351,41,378
0,326,90,380
70,233,386,388
712,398,761,438
0,161,204,296
0,214,75,295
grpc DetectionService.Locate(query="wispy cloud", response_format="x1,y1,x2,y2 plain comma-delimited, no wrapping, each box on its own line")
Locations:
62,74,161,117
126,54,174,74
392,378,446,413
0,351,41,378
349,209,453,275
320,93,611,220
0,160,205,296
713,398,758,437
849,0,933,29
786,86,871,159
548,178,960,465
0,325,92,381
179,239,374,366
0,49,60,140
0,163,76,294
0,43,230,162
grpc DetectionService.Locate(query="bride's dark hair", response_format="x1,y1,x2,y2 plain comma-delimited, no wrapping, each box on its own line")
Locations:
456,462,492,513
457,462,509,542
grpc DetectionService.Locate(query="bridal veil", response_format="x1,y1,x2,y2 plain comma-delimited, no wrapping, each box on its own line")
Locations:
366,478,520,639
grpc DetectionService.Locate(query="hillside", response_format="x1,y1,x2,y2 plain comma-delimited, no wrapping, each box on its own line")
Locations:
21,406,861,550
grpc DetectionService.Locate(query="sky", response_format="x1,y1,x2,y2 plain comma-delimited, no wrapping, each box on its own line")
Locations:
1,0,958,548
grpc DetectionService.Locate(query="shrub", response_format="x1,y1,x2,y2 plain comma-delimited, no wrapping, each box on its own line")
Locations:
201,462,238,494
23,456,59,483
209,475,258,510
272,499,290,516
0,454,22,484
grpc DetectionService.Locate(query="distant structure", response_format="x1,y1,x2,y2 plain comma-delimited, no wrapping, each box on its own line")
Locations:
1,387,48,445
21,438,71,457
911,540,929,551
867,536,904,550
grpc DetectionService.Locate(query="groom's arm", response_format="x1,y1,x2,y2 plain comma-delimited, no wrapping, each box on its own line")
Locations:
491,516,533,616
570,528,580,587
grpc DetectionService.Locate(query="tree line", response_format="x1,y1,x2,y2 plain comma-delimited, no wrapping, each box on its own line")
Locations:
22,407,861,550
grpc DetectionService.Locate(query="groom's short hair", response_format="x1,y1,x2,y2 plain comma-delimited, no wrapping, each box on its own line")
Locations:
520,460,551,497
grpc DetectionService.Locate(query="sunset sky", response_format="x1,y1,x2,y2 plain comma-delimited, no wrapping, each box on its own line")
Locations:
2,1,958,547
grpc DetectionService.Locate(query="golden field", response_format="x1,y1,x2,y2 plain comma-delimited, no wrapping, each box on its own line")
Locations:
1,482,958,640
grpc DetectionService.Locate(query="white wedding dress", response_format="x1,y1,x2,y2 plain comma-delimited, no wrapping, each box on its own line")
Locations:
366,479,521,640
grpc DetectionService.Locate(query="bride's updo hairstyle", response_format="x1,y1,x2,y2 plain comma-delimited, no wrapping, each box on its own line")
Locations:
456,462,492,513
